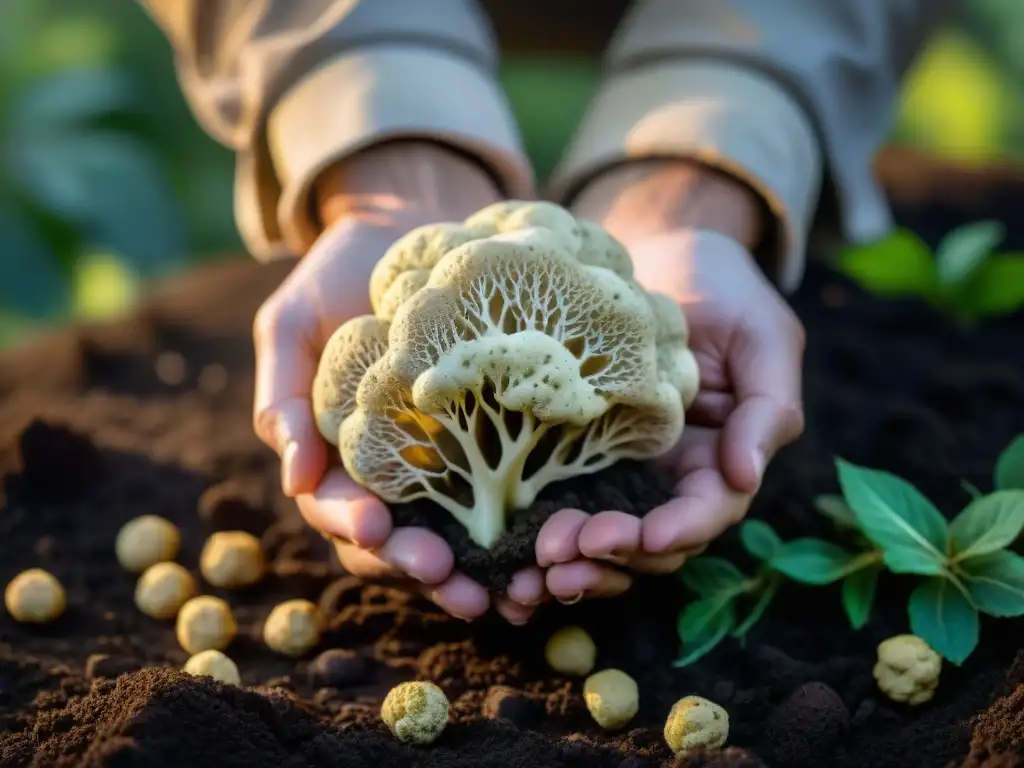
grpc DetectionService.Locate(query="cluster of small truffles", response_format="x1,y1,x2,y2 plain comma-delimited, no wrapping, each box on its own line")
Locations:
4,511,327,692
544,624,730,755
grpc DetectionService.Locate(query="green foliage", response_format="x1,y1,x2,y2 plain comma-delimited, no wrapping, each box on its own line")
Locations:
0,0,240,332
994,436,1024,490
674,434,1024,668
838,221,1024,321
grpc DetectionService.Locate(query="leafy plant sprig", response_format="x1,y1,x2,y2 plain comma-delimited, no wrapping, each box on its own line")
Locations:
839,220,1024,321
674,433,1024,668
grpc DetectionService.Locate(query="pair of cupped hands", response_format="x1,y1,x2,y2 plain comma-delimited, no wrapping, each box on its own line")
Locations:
253,141,806,625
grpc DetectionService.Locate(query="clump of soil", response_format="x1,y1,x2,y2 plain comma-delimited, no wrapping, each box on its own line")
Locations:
2,156,1024,767
391,461,676,590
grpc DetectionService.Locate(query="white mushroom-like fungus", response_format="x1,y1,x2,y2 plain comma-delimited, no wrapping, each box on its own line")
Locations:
381,681,450,744
312,201,699,548
873,634,942,705
664,695,730,754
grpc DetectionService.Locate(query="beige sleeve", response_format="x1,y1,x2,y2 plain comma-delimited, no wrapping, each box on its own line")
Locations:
137,0,534,259
548,0,956,291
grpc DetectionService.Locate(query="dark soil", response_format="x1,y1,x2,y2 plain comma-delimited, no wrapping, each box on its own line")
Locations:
3,155,1024,767
391,461,676,590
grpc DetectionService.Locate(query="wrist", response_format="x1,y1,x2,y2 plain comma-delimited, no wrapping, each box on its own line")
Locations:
570,159,769,253
313,140,503,234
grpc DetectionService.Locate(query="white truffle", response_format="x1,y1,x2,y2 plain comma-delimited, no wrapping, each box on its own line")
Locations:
115,515,180,573
184,649,241,685
664,695,730,754
873,634,942,705
4,568,66,623
135,562,197,619
544,625,596,677
176,595,237,654
199,531,265,589
381,681,450,744
262,599,322,657
583,669,639,730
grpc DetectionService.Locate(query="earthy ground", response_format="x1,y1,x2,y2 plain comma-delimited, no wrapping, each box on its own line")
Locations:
2,153,1024,767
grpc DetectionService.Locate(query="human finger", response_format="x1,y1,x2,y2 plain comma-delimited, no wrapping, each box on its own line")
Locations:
252,294,326,496
377,527,456,586
332,541,489,620
577,511,642,564
641,467,752,554
506,567,547,606
494,596,537,625
545,560,632,601
535,508,590,567
424,572,491,620
295,468,392,548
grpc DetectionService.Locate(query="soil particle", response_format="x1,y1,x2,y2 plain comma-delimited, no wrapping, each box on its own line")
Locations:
962,684,1024,768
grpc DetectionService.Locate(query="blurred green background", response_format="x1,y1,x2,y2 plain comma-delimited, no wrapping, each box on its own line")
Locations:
1,0,1022,347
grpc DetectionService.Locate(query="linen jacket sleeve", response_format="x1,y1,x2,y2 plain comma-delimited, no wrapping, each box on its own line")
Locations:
136,0,534,259
548,0,958,291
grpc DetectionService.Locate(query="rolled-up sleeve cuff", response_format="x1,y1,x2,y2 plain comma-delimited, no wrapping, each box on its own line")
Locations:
548,61,822,292
266,45,535,255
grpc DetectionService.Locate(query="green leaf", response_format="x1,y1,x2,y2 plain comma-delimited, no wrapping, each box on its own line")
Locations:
959,479,984,500
0,201,70,317
10,67,136,130
935,220,1005,290
739,520,783,561
10,131,185,276
770,538,860,584
908,576,979,665
838,228,938,298
995,435,1024,491
959,550,1024,617
958,255,1024,318
672,598,736,668
835,459,949,573
679,557,747,597
842,564,881,630
732,577,780,638
813,494,860,530
949,491,1024,561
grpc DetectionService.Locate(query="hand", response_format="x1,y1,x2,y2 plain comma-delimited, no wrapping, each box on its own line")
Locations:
536,160,806,602
252,142,545,623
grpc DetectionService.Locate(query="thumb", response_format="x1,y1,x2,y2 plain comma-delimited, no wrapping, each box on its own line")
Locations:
253,296,327,497
719,311,805,493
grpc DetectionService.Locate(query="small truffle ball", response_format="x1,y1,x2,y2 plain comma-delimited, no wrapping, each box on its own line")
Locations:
184,649,241,685
544,625,596,677
4,568,66,623
135,562,197,619
263,599,321,657
115,515,180,573
176,595,237,654
381,681,450,744
664,695,730,755
199,531,266,588
583,669,639,730
873,634,942,705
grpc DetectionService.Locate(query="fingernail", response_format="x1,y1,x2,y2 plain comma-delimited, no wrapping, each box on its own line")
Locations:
281,440,299,496
597,554,628,566
556,592,584,606
752,450,765,489
507,618,529,626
